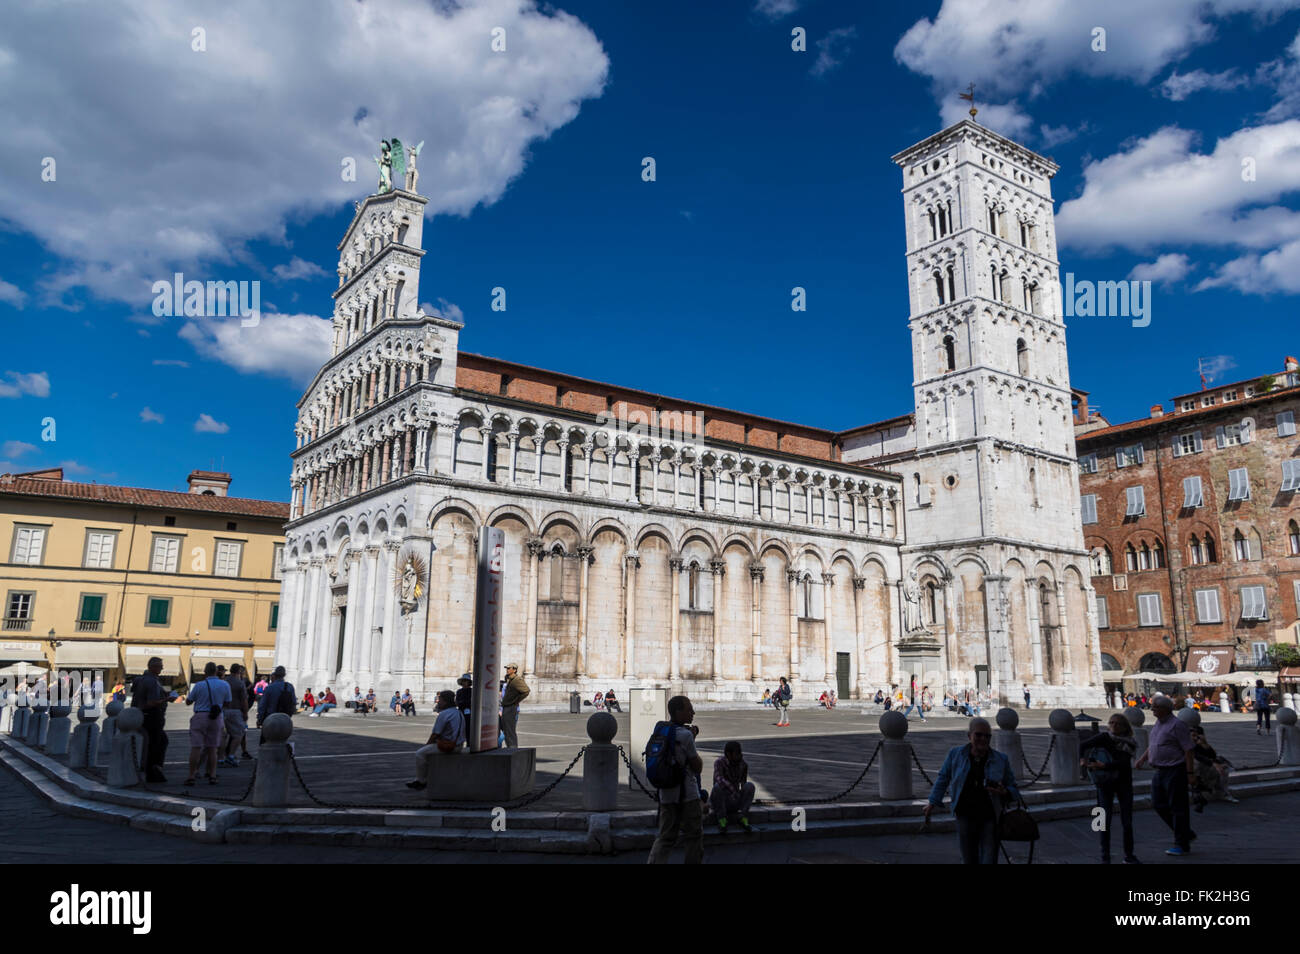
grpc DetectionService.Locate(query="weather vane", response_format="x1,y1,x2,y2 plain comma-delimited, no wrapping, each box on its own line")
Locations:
959,82,977,119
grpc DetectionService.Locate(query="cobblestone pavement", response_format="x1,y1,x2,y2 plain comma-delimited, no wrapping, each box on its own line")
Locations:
60,705,1290,811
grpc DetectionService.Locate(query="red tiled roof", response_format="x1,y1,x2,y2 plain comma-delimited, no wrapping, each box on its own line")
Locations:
0,476,288,520
1076,386,1298,443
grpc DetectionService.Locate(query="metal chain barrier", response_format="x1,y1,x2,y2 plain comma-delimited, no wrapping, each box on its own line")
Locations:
908,743,934,786
1019,736,1055,787
617,745,660,803
757,738,885,806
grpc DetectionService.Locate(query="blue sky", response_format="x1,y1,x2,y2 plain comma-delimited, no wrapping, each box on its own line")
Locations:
3,0,1300,501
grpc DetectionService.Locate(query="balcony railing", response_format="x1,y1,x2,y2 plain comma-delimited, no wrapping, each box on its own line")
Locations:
75,620,103,633
2,618,32,631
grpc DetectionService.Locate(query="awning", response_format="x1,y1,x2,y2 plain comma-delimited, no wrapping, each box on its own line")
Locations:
1224,670,1277,686
1101,669,1124,681
1123,671,1172,682
253,649,276,674
1281,667,1300,680
54,641,120,669
190,647,249,674
0,640,45,662
1154,671,1222,686
1187,646,1234,678
123,645,183,677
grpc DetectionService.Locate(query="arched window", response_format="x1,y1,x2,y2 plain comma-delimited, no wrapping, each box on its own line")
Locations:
925,581,939,625
1125,543,1138,572
1153,541,1166,569
1234,529,1249,562
999,269,1011,303
549,545,565,600
1139,652,1176,675
1290,521,1300,556
1189,535,1203,565
1016,338,1029,376
946,264,956,302
688,561,701,610
1139,543,1151,571
1205,534,1217,563
927,209,937,242
934,271,946,305
943,335,956,372
1090,546,1112,575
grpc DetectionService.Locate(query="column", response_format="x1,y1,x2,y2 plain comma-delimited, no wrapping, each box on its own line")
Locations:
276,565,301,677
672,461,682,509
382,543,402,676
787,569,800,679
852,576,867,698
606,446,615,497
701,469,712,512
823,572,836,686
650,455,661,506
849,493,858,533
398,429,409,479
381,440,391,486
628,453,640,502
669,556,682,680
576,545,594,676
376,543,399,683
753,477,761,519
414,426,429,473
583,442,594,495
314,561,335,677
361,446,371,491
356,546,380,681
534,438,544,486
623,552,639,678
710,559,726,682
693,466,702,510
1055,579,1073,683
507,431,519,483
338,552,361,682
984,575,1014,694
300,560,322,676
749,563,764,680
939,574,955,681
524,538,543,678
557,439,570,491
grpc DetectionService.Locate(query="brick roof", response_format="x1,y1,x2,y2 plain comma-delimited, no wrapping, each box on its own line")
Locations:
1076,385,1298,444
0,474,289,520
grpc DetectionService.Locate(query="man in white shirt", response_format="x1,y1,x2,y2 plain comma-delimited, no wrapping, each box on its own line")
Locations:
184,663,233,785
406,690,465,790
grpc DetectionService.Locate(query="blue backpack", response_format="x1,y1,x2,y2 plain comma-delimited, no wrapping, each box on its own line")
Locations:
644,721,685,797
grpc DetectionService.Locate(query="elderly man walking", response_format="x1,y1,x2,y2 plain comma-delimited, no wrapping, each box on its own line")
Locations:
923,717,1019,864
1135,695,1197,855
499,664,529,749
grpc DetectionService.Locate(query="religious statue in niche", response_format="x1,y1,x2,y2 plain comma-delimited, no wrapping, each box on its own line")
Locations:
902,569,926,636
394,550,427,615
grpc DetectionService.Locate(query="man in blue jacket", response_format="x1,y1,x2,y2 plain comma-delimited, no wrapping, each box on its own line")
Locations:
922,717,1019,864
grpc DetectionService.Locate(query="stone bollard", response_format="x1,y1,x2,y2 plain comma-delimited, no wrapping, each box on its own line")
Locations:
1284,693,1296,712
878,710,913,800
1124,707,1150,770
252,713,293,807
582,712,619,811
98,699,122,763
0,694,12,734
1175,707,1201,729
108,707,144,787
1276,708,1300,766
991,707,1025,781
44,704,73,755
67,705,101,769
11,703,28,738
28,704,49,747
1048,708,1080,785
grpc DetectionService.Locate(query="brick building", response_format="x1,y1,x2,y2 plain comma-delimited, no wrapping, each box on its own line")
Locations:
1075,359,1300,687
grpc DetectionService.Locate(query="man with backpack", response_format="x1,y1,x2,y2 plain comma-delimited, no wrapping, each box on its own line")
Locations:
646,695,705,864
183,662,233,786
499,663,529,748
257,666,298,743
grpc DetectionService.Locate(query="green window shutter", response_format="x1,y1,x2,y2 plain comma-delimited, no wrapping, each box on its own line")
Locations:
147,598,170,625
80,595,103,622
269,603,279,631
211,602,232,628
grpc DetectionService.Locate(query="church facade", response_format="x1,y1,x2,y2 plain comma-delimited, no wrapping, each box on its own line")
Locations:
274,119,1103,707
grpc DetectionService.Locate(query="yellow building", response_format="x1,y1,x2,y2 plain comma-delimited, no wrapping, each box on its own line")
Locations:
0,467,288,686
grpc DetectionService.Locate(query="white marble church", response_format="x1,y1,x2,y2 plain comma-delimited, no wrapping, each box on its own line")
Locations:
274,119,1104,707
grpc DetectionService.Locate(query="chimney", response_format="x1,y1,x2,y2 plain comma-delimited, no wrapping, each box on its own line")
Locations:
1286,355,1298,372
187,470,232,496
1150,405,1164,418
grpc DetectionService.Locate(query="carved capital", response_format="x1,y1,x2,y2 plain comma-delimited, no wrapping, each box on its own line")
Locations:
822,572,835,586
709,558,726,576
624,551,641,569
668,556,684,571
786,569,801,584
749,562,765,581
852,576,867,590
576,545,595,564
525,536,545,558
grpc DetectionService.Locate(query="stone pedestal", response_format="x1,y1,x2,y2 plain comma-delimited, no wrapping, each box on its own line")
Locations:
1048,708,1080,785
1277,708,1299,766
877,711,913,800
990,708,1025,781
11,706,28,738
28,708,49,747
44,705,72,755
427,748,537,802
98,700,122,762
108,708,144,788
582,712,618,811
68,705,100,768
252,713,293,807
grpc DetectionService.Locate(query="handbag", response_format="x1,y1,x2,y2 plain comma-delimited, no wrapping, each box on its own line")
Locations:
204,678,223,721
999,795,1038,864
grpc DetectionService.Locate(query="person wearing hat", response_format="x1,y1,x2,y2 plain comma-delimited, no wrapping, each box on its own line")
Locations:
499,664,530,748
455,673,473,729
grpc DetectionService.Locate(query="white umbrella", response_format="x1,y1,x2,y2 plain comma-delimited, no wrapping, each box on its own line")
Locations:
0,662,48,678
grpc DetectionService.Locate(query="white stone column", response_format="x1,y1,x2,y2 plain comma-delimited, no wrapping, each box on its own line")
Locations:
558,439,570,491
315,562,336,678
277,564,301,679
710,559,725,682
823,572,835,686
300,559,323,679
628,453,640,502
508,431,519,484
852,576,867,698
669,556,682,680
480,427,492,482
414,426,429,473
376,543,398,684
650,455,662,507
382,545,403,676
338,551,361,685
356,546,380,683
534,437,544,486
583,442,594,495
787,569,800,679
576,545,593,676
753,477,761,519
623,552,639,678
672,461,682,509
524,538,543,678
1055,579,1074,683
749,563,764,681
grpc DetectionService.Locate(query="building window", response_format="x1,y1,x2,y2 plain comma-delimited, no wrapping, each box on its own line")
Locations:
688,562,701,610
1241,585,1268,621
1090,546,1112,575
214,540,243,578
1194,588,1221,623
84,531,117,569
1125,486,1145,517
1180,400,1195,412
1290,520,1300,556
1278,410,1296,437
273,544,285,581
1016,339,1029,376
1153,541,1166,568
549,546,565,600
1095,595,1109,628
1137,593,1162,627
1227,467,1251,502
1182,475,1203,509
1252,641,1269,666
1205,534,1218,563
1172,432,1202,457
1080,494,1098,524
1125,544,1138,572
946,265,956,302
1138,543,1152,571
1223,390,1238,402
270,603,279,631
1202,394,1216,407
943,335,956,372
146,598,171,626
1283,461,1300,493
1215,424,1245,447
10,526,46,565
1079,453,1098,474
1116,444,1144,468
210,601,234,629
1190,535,1204,565
5,591,34,630
78,593,104,623
151,535,181,573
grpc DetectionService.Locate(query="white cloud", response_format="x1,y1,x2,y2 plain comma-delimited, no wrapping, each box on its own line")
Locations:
1195,238,1300,292
152,359,190,367
0,441,35,458
422,298,465,323
0,278,27,309
1128,253,1192,284
140,406,165,424
1198,354,1238,384
194,413,230,434
272,256,327,282
939,98,1032,139
754,0,800,19
1056,122,1300,254
810,26,856,78
0,371,50,399
59,460,93,476
1038,122,1089,149
896,0,1300,120
0,0,608,310
1161,68,1247,101
179,312,332,384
